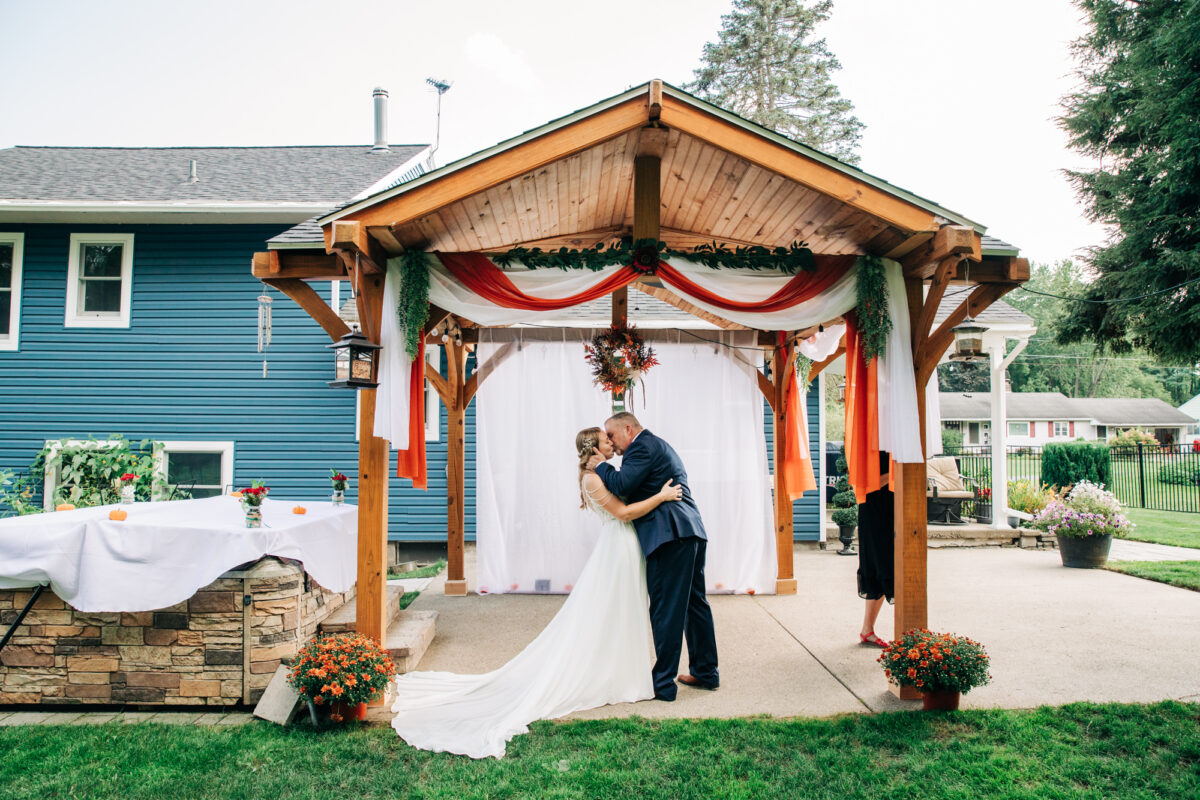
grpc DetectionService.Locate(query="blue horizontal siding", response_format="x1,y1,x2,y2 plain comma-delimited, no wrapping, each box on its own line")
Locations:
0,223,452,541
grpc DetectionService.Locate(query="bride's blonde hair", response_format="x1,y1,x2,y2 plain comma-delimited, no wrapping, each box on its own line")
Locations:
575,427,603,508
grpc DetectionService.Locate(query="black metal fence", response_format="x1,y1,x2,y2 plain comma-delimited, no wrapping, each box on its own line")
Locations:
938,444,1200,514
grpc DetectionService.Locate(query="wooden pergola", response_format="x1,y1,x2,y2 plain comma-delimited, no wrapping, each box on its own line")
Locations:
252,81,1027,699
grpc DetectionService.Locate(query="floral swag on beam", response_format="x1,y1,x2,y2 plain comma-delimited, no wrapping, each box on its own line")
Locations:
376,247,923,496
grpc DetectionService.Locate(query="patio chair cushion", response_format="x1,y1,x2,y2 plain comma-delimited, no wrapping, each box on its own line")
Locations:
926,457,974,499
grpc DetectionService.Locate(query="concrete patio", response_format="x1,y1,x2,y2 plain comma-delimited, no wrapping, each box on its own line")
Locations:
393,542,1200,721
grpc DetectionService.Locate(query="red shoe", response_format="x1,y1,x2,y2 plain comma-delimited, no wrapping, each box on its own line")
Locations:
859,632,888,648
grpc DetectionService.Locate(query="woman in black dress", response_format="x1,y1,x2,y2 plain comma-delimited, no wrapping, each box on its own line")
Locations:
857,450,893,648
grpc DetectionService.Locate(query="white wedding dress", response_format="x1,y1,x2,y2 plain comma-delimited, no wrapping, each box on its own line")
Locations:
390,490,654,759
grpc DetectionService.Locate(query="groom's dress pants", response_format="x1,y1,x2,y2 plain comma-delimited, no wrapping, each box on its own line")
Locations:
645,536,719,700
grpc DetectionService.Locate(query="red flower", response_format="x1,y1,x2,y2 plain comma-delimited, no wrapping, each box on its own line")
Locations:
120,473,137,482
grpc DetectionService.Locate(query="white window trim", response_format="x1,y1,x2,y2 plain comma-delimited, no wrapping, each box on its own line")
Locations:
41,438,122,511
0,232,24,351
65,233,134,328
156,441,235,496
1053,421,1070,438
1007,421,1027,437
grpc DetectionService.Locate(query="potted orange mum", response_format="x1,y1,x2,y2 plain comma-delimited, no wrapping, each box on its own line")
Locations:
878,629,991,710
288,633,396,723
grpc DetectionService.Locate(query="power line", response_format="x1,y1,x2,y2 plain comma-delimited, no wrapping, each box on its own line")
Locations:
1015,275,1200,304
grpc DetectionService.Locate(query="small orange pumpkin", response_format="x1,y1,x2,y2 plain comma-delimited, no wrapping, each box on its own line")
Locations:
230,491,244,499
108,509,128,521
55,503,75,511
292,506,307,515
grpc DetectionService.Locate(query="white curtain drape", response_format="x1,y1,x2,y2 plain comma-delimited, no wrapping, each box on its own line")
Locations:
474,329,775,595
376,254,923,465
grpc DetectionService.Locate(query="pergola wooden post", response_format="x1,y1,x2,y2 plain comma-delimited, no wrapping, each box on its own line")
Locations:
768,339,798,595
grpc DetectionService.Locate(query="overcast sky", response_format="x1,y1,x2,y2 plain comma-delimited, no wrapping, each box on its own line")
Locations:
0,0,1103,264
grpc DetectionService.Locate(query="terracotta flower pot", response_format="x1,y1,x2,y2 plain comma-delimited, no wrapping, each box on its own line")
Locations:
922,689,961,711
328,701,367,723
1058,533,1113,568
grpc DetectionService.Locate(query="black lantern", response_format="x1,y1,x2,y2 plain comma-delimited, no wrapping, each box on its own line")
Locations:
327,327,381,388
837,379,846,403
949,317,988,362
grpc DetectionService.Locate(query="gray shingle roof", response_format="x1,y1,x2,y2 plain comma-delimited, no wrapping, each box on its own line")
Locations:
980,234,1018,255
940,392,1194,425
0,145,428,204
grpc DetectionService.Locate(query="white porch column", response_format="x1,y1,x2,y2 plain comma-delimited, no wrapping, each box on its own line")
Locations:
989,338,1028,529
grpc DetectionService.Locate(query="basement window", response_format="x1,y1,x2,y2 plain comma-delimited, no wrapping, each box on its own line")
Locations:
65,233,134,328
157,441,234,499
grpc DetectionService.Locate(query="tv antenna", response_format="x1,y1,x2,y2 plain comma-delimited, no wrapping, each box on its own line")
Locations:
425,77,453,161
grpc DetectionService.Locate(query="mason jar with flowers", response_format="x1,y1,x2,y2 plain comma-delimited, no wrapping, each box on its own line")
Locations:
878,629,991,710
238,482,269,528
288,632,397,724
118,473,138,505
1031,480,1133,568
330,470,349,506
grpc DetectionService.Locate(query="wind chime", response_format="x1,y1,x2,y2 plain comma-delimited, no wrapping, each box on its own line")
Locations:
257,290,273,378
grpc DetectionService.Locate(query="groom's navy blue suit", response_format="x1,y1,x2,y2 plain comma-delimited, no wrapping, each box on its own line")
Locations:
595,429,719,700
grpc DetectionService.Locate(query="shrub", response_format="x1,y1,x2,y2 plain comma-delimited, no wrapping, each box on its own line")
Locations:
1042,441,1111,488
830,453,857,528
1007,480,1056,516
878,629,991,694
1108,428,1160,449
1158,464,1200,486
941,427,963,453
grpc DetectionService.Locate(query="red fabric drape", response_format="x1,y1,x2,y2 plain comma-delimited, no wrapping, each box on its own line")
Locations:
843,312,881,504
656,255,856,312
437,252,639,309
395,338,427,489
779,335,817,500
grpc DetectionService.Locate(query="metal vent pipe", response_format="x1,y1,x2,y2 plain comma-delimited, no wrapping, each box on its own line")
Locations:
372,87,389,152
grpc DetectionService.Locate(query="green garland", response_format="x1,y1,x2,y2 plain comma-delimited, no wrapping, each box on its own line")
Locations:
492,237,816,274
397,250,430,359
854,254,891,363
794,354,814,393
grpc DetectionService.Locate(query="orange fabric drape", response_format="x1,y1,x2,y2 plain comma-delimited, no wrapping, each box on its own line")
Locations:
395,338,427,489
437,252,639,309
843,312,881,504
779,345,818,500
656,255,856,313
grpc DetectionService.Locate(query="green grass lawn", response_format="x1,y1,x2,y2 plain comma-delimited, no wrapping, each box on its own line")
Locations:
1106,560,1200,592
387,558,446,581
2,703,1198,799
1120,508,1200,549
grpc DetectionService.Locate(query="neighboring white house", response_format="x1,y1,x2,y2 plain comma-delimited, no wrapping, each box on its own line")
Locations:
941,392,1197,447
1180,393,1200,444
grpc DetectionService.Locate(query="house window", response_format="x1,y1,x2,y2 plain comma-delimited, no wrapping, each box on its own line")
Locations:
1054,421,1069,438
1187,424,1199,436
158,441,234,499
1008,421,1027,437
40,438,122,511
1097,425,1108,439
65,233,134,328
0,233,23,351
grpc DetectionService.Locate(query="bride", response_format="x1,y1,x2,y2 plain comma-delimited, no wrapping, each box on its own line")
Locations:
390,426,683,759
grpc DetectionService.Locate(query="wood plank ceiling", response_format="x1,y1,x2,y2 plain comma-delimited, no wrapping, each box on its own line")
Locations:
387,128,907,256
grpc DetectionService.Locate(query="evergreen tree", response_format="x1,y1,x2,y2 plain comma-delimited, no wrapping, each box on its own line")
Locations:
689,0,864,163
1057,0,1200,364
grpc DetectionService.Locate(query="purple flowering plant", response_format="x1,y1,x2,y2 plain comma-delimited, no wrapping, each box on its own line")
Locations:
1031,481,1133,538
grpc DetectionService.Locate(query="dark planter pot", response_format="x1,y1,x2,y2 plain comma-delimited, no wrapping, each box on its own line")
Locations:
974,503,992,525
922,689,961,711
1058,533,1113,568
836,524,857,556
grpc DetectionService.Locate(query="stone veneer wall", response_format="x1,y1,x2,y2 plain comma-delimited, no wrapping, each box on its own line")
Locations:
0,558,352,706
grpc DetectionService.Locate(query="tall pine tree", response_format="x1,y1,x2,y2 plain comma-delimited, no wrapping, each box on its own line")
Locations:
689,0,863,163
1058,0,1200,365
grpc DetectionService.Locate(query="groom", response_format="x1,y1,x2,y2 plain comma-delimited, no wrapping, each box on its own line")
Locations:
587,412,719,701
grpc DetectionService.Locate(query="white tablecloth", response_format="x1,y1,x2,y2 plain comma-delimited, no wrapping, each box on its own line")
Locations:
0,497,357,612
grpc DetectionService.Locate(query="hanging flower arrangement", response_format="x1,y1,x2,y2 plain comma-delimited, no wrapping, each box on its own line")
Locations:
584,325,659,397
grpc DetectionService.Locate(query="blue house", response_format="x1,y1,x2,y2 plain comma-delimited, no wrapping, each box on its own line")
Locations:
0,134,826,553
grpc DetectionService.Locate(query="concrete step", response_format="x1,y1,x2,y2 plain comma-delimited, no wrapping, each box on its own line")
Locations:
386,610,438,673
318,586,404,634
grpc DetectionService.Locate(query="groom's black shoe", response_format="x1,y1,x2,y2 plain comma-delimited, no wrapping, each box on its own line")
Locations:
654,692,676,702
677,674,719,691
